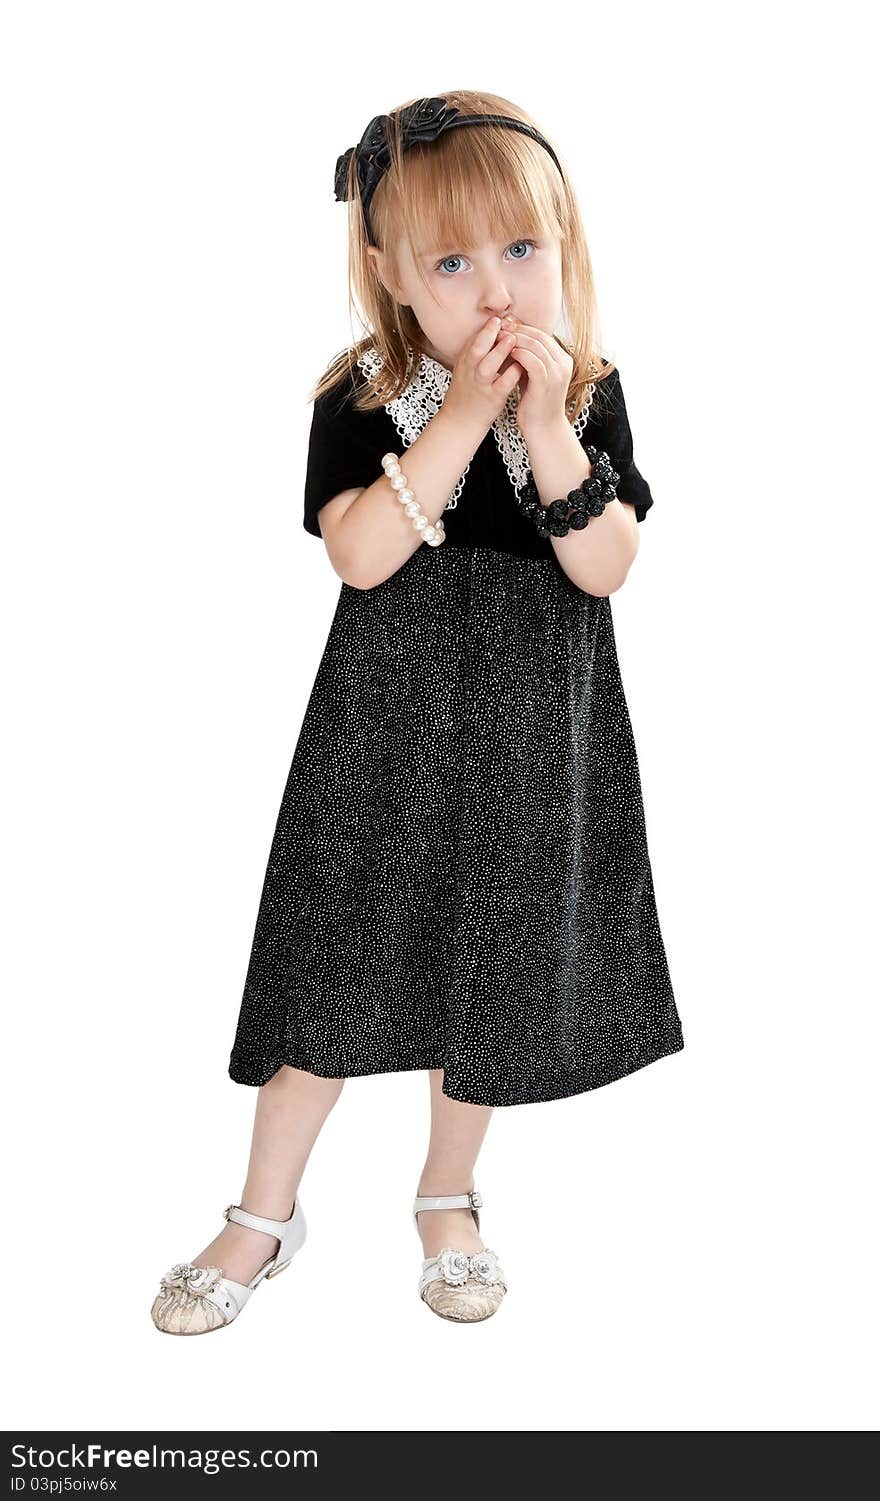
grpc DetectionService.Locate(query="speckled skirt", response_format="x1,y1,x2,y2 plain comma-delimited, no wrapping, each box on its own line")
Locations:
228,544,684,1106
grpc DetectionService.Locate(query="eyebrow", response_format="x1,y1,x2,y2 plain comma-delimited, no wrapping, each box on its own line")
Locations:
419,246,474,260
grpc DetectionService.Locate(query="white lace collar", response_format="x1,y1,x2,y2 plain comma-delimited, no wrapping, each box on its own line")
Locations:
355,344,596,512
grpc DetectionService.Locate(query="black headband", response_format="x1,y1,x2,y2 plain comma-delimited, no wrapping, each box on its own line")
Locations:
334,96,565,248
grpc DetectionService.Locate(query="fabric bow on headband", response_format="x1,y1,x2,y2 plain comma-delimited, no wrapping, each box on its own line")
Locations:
334,96,565,246
334,97,459,213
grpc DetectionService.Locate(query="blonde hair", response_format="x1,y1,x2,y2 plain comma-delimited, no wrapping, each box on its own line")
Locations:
309,89,615,422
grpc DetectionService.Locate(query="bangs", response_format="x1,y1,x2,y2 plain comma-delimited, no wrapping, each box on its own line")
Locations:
379,120,564,272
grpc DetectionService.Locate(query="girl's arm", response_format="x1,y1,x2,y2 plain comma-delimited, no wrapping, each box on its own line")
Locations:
317,406,489,589
523,416,640,597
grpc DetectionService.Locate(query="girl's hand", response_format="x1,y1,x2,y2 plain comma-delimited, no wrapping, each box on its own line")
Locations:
443,315,524,434
502,319,573,436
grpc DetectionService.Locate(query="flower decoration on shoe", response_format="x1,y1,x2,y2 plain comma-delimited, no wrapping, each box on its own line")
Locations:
152,1264,228,1335
437,1248,471,1286
436,1246,502,1286
469,1249,502,1285
159,1263,222,1296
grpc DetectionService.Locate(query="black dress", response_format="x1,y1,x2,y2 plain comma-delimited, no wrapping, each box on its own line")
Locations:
228,347,684,1106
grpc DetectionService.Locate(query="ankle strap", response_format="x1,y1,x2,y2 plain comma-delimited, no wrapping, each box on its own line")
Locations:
224,1202,293,1239
413,1191,483,1215
412,1190,483,1236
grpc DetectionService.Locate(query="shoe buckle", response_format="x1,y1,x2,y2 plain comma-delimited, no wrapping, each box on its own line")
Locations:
223,1203,237,1220
469,1191,483,1209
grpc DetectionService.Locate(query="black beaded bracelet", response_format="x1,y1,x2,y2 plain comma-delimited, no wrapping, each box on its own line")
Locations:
516,446,620,538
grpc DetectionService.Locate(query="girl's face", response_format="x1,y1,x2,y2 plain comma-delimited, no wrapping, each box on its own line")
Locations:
368,220,564,373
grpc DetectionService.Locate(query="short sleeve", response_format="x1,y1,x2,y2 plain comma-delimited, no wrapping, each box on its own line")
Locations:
303,376,381,537
583,365,654,522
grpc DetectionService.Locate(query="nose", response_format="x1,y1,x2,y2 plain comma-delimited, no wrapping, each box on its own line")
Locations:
483,283,514,320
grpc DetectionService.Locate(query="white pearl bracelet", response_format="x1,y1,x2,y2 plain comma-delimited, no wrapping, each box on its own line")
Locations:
381,452,446,547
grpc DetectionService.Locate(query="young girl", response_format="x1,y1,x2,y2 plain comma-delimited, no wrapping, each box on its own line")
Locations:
151,90,685,1334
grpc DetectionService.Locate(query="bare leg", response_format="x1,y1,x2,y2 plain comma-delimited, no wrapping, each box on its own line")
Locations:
190,1065,344,1283
415,1069,494,1258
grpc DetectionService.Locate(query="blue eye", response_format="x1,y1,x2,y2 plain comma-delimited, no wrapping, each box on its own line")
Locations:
436,239,537,275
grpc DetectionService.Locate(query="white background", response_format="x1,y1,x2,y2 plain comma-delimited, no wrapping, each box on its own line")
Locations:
2,0,877,1433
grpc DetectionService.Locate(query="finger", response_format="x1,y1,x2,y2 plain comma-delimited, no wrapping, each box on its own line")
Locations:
480,331,517,376
509,339,550,375
509,347,546,380
493,360,523,389
512,324,568,364
511,328,560,366
473,316,504,357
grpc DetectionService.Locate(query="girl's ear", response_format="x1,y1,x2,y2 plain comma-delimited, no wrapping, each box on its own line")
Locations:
367,245,403,303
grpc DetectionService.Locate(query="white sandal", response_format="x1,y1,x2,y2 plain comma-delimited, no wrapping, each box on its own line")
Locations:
412,1189,508,1323
151,1199,307,1335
